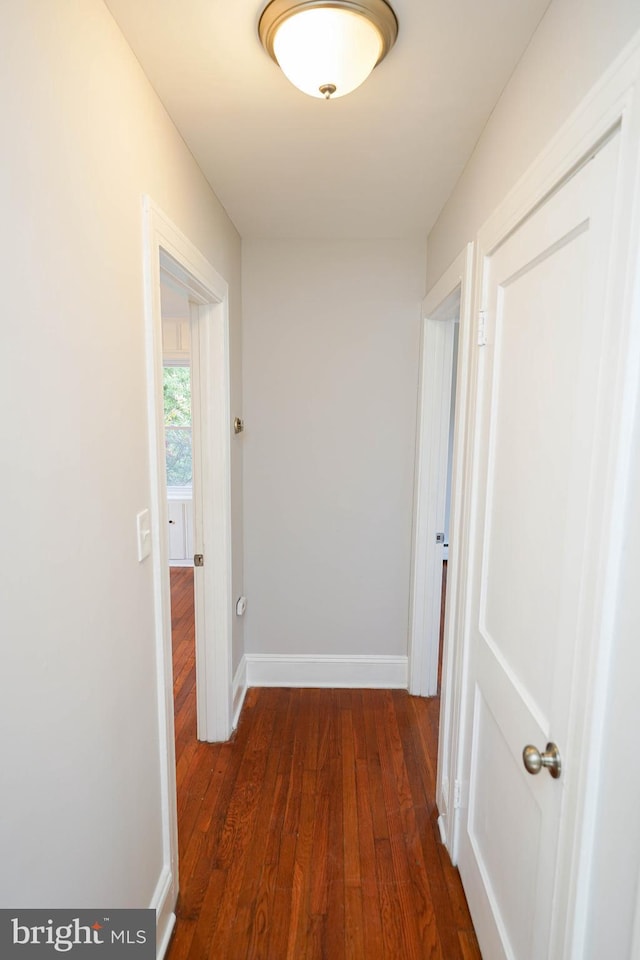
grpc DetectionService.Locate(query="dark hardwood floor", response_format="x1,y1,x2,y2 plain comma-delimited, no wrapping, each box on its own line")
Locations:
167,566,480,960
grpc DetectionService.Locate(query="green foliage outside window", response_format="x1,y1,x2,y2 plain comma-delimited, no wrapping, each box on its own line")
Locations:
164,366,192,486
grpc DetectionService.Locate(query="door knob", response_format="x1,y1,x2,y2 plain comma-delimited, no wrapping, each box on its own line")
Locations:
522,742,562,779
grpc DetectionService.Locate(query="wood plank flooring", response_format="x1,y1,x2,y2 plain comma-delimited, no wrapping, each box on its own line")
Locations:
167,566,480,960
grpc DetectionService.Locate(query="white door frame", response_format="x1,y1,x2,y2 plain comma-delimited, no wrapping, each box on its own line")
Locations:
452,34,640,959
142,198,233,946
408,243,474,856
409,248,474,656
409,284,456,697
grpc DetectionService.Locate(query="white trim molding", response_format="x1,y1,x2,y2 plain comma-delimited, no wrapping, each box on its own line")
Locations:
143,197,233,746
232,656,248,729
150,866,175,959
245,654,408,689
409,244,474,702
156,916,176,960
142,197,234,952
409,243,474,863
166,485,193,500
409,306,456,697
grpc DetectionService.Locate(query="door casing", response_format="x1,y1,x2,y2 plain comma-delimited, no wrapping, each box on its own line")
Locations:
142,198,234,946
409,286,457,698
409,244,475,855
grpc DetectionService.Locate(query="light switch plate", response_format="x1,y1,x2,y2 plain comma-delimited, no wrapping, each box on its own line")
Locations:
136,509,151,562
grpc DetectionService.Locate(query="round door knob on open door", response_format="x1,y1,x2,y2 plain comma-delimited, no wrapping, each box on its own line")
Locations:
522,742,562,779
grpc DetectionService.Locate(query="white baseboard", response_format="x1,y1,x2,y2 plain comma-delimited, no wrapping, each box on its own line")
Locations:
150,865,176,959
245,654,408,689
437,814,447,846
156,913,175,960
232,656,248,729
169,559,193,568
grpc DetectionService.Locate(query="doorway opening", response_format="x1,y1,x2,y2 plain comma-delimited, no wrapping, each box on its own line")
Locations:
161,278,197,745
143,198,234,949
439,318,459,692
151,249,233,745
409,286,461,699
408,243,474,862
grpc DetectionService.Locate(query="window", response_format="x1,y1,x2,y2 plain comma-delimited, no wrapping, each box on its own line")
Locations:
163,365,192,487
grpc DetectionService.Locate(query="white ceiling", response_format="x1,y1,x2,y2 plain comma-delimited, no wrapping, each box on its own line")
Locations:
104,0,551,240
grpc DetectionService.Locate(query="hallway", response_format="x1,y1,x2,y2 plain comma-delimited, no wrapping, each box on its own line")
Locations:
167,568,479,959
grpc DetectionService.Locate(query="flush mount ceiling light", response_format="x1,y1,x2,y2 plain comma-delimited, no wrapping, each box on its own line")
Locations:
259,0,398,100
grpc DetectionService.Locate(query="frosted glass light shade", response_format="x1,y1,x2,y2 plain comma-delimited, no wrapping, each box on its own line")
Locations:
274,8,381,99
259,0,398,100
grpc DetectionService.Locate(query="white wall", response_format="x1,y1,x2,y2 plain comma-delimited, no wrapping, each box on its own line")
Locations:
242,240,425,665
0,0,242,916
426,2,640,955
427,0,640,287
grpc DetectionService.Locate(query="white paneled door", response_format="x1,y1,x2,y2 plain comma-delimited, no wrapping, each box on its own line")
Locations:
458,133,621,959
